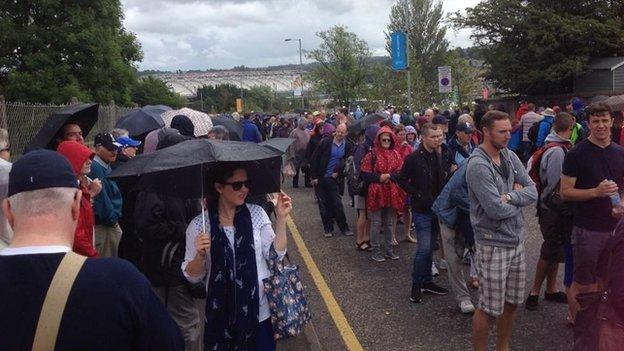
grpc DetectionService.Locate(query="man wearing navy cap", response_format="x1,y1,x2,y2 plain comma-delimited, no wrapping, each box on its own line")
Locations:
90,133,123,257
0,149,183,350
449,122,477,166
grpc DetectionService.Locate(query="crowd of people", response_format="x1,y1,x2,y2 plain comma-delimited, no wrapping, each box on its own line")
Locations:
0,98,623,350
0,113,293,351
286,101,624,350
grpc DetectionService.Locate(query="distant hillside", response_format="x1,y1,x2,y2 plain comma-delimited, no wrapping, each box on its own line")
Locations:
140,56,391,75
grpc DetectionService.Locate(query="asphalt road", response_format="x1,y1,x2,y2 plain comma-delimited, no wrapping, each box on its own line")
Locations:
279,182,574,351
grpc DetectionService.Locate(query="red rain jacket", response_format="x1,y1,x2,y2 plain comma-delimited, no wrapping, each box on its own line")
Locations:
57,141,97,257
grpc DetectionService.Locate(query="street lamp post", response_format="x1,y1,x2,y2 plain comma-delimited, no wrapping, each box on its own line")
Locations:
285,38,305,109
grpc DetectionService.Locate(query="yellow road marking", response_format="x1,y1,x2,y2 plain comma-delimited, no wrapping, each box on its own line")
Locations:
286,216,364,351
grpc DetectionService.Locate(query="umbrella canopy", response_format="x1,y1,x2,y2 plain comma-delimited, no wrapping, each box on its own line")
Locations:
115,105,170,137
605,95,624,112
589,95,609,104
26,103,99,151
109,139,282,198
348,112,386,137
259,138,295,154
211,116,244,141
161,108,213,137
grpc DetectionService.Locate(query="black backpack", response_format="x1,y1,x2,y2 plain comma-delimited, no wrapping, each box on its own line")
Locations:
527,120,541,146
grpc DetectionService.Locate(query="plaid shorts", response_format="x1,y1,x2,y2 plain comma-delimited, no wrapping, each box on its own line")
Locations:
475,243,526,317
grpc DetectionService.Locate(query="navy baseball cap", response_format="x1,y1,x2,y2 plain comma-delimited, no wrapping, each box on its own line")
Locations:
94,133,122,151
432,115,449,125
456,122,475,133
8,149,79,197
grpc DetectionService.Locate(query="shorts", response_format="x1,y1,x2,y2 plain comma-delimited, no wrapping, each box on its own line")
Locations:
354,195,367,210
475,243,526,317
538,208,569,263
571,226,613,285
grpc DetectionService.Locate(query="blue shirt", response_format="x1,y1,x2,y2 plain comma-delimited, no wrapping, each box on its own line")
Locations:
454,144,474,166
324,140,346,178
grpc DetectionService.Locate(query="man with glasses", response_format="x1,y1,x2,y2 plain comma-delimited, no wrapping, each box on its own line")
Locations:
310,123,354,237
0,129,10,249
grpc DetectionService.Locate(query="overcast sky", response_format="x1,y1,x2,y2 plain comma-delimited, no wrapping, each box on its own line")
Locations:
121,0,481,71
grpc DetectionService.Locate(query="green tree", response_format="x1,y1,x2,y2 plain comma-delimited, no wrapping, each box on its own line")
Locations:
365,56,428,110
451,0,624,95
306,26,371,106
443,49,482,107
0,0,143,104
386,0,449,101
131,76,185,108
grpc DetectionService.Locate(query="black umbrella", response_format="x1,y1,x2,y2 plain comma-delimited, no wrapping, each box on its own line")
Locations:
115,105,170,136
259,138,295,154
26,103,99,151
348,112,386,137
109,139,282,198
212,116,244,141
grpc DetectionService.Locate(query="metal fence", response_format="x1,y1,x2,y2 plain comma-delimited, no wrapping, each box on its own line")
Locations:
0,98,133,157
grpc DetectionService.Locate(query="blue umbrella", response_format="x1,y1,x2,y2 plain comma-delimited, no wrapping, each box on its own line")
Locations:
115,105,171,137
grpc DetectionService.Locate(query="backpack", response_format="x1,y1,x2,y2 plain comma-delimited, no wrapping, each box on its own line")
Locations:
527,142,568,195
527,120,541,147
347,151,376,196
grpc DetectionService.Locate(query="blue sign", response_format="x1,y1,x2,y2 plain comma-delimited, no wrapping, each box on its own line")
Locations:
390,31,407,71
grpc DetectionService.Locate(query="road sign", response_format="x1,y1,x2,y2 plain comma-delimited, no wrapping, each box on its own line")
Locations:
438,66,452,93
390,32,408,71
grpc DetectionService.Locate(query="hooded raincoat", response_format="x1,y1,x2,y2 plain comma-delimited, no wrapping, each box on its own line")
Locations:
57,141,97,257
360,126,406,212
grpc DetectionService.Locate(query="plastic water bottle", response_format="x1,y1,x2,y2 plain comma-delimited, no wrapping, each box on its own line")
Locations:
611,192,621,207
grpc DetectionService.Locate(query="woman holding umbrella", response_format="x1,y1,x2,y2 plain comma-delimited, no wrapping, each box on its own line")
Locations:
182,163,292,351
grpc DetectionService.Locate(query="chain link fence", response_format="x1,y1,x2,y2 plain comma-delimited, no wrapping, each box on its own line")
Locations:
0,98,133,157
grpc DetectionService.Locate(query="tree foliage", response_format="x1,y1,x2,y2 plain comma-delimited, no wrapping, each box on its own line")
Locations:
386,0,449,98
444,49,483,107
306,26,371,106
0,0,143,104
131,76,185,108
195,84,290,113
451,0,624,95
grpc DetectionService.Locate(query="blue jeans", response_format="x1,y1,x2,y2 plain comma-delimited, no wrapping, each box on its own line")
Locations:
412,210,437,285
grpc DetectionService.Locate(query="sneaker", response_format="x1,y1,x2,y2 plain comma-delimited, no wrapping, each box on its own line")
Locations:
525,294,539,311
459,300,476,314
439,259,448,270
544,291,568,303
384,252,399,260
342,229,354,237
371,253,386,262
410,284,422,303
432,263,440,277
324,231,334,238
421,282,449,295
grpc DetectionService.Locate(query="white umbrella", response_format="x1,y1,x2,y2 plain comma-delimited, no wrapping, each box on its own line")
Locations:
161,108,213,137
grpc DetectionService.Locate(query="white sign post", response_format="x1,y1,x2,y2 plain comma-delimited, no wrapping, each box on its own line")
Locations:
438,66,452,93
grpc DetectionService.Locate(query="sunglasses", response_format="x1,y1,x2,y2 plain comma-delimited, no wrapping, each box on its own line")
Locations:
380,138,392,142
223,180,251,191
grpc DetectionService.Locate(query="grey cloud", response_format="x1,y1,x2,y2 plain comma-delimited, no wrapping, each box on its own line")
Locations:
122,0,480,70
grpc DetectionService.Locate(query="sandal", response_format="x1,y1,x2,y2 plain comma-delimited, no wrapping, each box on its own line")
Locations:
357,241,372,252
